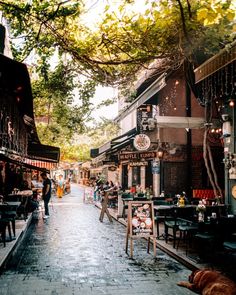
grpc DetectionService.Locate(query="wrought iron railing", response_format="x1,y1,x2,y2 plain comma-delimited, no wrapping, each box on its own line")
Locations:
0,91,28,157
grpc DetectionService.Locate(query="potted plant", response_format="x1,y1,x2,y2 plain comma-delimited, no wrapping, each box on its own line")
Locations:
196,200,206,222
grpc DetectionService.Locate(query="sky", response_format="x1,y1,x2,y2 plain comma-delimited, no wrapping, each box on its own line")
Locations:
91,85,118,123
80,0,122,123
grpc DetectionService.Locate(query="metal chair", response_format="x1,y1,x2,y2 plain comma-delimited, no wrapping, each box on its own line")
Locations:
177,222,198,255
121,193,133,219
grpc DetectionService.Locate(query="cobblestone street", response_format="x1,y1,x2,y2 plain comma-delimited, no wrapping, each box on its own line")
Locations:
0,184,193,295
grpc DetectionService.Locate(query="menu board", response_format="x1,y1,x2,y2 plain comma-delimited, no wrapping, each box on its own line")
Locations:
128,201,155,238
126,200,156,258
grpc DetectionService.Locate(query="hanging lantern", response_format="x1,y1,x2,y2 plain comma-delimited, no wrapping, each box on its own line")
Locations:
222,121,231,138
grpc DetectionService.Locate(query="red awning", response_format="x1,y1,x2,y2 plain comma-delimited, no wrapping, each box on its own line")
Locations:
24,159,58,170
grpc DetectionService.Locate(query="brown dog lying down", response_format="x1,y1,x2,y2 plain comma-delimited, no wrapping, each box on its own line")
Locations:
177,269,236,295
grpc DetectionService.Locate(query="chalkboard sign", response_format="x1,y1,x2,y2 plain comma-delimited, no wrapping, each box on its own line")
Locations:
126,201,156,258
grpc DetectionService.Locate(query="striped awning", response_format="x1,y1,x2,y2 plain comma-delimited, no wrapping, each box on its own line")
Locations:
24,159,58,170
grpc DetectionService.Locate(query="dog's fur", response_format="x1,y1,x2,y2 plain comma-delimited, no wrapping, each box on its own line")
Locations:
177,269,236,295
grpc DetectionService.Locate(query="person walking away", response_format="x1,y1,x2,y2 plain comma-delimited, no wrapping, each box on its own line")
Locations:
57,174,64,198
65,179,71,194
41,172,52,219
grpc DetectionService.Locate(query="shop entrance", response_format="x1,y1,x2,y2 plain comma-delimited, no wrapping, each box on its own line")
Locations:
163,162,187,196
132,166,141,186
122,164,128,190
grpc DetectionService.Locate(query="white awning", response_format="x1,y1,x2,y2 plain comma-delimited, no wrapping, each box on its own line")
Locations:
155,116,205,129
115,73,167,122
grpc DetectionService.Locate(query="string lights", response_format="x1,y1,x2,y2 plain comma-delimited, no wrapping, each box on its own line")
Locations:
159,79,181,115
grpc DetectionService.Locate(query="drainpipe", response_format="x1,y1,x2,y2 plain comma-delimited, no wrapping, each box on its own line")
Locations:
185,79,192,199
230,105,236,213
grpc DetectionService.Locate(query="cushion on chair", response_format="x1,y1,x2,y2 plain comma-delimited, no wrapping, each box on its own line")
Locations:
223,241,236,251
195,233,215,240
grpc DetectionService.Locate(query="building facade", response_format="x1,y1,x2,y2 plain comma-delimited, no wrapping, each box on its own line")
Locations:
194,40,236,212
91,64,224,199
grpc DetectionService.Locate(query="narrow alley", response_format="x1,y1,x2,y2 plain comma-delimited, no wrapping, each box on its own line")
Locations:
0,184,192,295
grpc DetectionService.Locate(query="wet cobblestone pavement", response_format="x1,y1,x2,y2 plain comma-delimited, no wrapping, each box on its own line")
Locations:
0,185,193,295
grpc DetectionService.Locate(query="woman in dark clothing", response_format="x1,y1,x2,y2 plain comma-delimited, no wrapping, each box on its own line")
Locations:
41,172,51,219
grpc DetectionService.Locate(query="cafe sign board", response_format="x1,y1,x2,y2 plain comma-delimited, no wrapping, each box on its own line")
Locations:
119,151,157,161
133,134,151,151
125,201,156,258
129,161,148,167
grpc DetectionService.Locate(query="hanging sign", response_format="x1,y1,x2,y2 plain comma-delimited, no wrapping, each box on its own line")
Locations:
133,134,151,151
125,201,156,258
137,105,153,132
152,160,160,174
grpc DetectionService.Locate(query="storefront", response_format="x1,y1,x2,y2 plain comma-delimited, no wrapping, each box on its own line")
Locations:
0,50,60,195
194,40,236,211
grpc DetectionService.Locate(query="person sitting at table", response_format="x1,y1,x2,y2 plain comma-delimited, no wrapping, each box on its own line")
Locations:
20,180,39,213
20,180,31,191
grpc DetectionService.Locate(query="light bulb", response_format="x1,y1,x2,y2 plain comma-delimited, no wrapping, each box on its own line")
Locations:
229,100,234,107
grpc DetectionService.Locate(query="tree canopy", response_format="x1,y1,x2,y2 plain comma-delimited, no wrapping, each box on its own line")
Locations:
1,0,235,162
59,118,120,162
1,0,235,85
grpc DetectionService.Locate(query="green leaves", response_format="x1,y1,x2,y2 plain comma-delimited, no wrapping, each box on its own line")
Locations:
1,0,235,85
0,0,235,161
32,60,97,147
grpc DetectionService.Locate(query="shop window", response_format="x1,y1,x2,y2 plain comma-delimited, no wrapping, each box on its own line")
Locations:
132,166,140,186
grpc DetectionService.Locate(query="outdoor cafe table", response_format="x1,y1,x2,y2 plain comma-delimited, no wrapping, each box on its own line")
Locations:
154,204,227,212
119,194,149,219
153,204,228,224
7,192,33,219
0,201,21,210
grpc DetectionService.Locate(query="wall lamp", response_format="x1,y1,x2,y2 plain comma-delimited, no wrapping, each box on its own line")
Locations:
157,148,164,159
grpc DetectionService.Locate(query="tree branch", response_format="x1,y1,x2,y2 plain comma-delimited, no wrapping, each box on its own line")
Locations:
176,0,192,45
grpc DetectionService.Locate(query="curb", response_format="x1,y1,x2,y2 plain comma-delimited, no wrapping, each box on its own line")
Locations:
0,213,33,272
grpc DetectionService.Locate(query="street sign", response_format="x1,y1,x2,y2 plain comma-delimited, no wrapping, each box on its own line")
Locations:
152,160,160,174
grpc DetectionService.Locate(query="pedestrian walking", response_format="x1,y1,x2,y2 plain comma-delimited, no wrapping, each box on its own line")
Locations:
41,172,52,219
56,174,64,198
